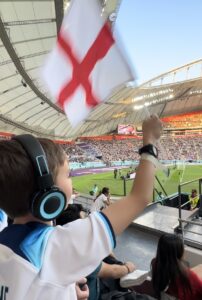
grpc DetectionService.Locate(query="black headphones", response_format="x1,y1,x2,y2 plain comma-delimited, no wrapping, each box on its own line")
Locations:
12,134,67,221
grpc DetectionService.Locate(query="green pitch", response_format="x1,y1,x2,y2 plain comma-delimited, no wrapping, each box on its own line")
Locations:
72,165,202,198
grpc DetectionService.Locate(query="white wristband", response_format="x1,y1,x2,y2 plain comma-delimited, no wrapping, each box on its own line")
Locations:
140,153,159,169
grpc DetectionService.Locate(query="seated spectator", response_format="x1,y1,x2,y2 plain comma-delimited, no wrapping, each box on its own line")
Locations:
56,203,154,300
87,260,136,300
91,187,111,212
56,204,87,225
151,233,202,300
189,189,200,209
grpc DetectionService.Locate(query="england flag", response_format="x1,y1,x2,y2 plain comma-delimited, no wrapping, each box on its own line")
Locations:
42,0,135,126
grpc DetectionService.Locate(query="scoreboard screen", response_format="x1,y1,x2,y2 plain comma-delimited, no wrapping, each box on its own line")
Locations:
118,124,136,135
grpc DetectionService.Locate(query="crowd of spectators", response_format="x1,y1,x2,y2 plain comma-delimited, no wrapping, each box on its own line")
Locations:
163,113,202,129
1,133,201,163
60,136,202,164
88,140,141,162
62,143,99,163
159,136,202,161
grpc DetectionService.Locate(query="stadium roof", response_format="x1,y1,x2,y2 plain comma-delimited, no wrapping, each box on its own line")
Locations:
0,0,202,140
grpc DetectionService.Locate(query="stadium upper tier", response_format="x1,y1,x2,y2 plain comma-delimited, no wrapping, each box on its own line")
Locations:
0,1,202,140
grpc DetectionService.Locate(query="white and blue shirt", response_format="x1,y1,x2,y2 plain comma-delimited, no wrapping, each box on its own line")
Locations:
0,212,115,300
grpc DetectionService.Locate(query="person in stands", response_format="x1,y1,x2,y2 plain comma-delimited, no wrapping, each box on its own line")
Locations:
56,204,135,299
91,187,111,212
0,115,162,300
189,189,200,209
151,233,202,300
56,204,87,225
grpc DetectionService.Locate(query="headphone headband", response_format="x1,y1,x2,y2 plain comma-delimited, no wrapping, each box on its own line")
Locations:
13,134,54,189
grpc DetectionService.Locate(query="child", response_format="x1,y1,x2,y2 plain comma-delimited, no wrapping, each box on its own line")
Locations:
0,115,162,300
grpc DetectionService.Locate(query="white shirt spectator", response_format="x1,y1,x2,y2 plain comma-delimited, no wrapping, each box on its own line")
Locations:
91,194,108,212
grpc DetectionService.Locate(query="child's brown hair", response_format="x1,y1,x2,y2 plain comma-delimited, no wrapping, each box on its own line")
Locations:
0,137,66,219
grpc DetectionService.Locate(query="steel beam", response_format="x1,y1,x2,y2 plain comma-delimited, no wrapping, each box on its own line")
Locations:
0,51,49,66
0,35,56,48
54,0,64,34
0,16,63,114
3,18,55,26
0,114,68,139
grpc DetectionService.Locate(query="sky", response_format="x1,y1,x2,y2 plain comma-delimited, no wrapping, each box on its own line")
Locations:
115,0,202,84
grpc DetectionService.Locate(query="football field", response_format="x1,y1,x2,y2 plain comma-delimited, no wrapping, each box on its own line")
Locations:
72,165,202,198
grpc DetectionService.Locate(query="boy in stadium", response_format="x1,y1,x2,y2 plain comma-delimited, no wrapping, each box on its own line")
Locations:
0,115,162,300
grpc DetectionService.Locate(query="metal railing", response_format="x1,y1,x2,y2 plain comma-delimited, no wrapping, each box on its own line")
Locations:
74,194,94,213
178,218,202,243
123,175,168,199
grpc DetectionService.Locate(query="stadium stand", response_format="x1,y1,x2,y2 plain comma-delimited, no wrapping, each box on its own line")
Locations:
163,112,202,130
160,136,202,160
63,136,202,164
1,131,201,163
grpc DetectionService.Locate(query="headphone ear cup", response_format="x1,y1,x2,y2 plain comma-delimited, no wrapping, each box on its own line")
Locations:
31,188,66,221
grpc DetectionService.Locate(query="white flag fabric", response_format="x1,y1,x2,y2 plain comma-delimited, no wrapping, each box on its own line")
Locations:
42,0,135,126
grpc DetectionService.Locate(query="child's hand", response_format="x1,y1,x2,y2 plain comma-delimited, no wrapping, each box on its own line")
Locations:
142,115,163,146
75,278,89,300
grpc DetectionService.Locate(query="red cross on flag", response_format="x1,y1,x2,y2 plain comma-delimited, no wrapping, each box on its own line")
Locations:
42,0,135,126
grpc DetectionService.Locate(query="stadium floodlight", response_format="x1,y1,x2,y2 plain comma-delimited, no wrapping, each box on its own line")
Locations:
133,105,143,110
144,102,150,107
134,102,151,110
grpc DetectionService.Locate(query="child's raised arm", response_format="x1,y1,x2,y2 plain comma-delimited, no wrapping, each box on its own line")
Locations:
103,115,162,235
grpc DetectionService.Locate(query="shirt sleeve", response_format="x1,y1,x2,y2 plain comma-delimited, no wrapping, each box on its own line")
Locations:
40,212,116,286
0,210,8,231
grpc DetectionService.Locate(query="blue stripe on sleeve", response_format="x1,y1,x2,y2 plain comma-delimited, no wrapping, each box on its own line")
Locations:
0,210,6,222
96,212,116,249
20,226,54,269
